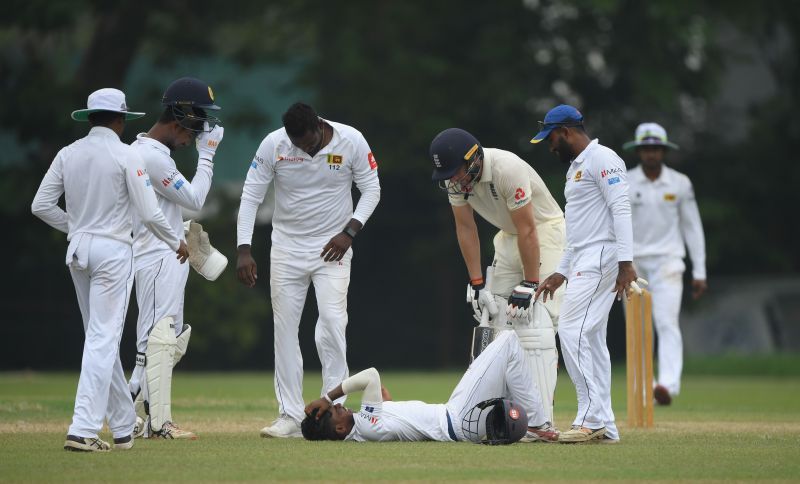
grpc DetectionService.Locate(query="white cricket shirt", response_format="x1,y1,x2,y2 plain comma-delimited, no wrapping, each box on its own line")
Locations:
131,134,213,270
237,120,380,251
342,369,451,442
556,139,633,275
32,126,179,251
449,148,564,232
628,165,707,279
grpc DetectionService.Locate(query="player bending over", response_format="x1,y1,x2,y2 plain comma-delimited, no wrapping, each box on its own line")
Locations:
301,331,558,444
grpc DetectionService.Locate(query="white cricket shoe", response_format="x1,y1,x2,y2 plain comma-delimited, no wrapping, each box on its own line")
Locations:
151,421,197,440
558,425,607,443
520,422,559,443
133,416,146,439
63,435,111,452
260,415,302,438
113,434,134,450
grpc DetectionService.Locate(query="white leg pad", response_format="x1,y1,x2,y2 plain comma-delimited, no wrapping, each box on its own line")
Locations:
145,317,177,432
514,304,558,423
173,324,191,366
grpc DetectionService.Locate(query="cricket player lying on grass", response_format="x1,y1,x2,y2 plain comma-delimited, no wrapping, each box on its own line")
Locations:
301,331,559,444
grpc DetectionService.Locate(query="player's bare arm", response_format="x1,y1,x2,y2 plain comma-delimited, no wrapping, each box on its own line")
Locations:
320,219,362,262
614,261,638,300
509,202,541,282
452,204,482,280
236,244,258,287
535,272,566,303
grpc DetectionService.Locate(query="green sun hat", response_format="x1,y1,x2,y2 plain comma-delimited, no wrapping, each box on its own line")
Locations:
71,88,145,121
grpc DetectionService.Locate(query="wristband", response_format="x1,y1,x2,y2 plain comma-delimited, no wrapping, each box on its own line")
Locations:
342,226,358,239
323,393,333,404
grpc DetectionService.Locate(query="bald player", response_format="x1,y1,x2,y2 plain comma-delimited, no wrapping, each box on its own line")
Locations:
128,77,225,439
623,122,707,405
532,105,639,444
429,128,565,425
237,102,381,438
32,88,187,451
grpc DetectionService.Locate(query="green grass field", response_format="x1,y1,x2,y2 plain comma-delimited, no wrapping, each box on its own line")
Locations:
1,359,799,482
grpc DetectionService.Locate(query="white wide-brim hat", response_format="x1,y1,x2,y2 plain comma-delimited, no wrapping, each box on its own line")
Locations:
622,122,679,150
71,88,145,121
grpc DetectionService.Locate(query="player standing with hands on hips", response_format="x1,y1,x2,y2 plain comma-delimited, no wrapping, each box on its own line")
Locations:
236,103,381,438
531,105,642,444
623,122,707,405
128,77,226,440
31,88,187,451
428,128,565,429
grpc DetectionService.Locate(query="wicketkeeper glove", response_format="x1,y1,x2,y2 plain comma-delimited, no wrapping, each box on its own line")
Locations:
466,278,498,323
506,280,539,321
196,122,224,163
183,220,228,281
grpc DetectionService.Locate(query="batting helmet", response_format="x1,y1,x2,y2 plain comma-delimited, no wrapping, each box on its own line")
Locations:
460,398,528,445
161,77,220,131
429,128,483,181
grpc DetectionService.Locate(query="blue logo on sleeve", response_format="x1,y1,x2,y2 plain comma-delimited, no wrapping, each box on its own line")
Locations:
145,178,151,187
174,179,184,190
250,161,258,169
608,176,620,185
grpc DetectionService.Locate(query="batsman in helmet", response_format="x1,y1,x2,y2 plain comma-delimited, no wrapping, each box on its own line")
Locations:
301,331,558,444
128,77,227,439
429,128,566,425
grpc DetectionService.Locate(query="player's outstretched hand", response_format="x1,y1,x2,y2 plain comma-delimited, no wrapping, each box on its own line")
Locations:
535,273,566,303
236,245,258,287
614,261,638,301
176,240,189,264
305,398,331,420
320,233,352,262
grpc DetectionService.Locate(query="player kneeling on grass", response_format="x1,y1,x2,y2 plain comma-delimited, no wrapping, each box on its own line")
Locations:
301,331,558,444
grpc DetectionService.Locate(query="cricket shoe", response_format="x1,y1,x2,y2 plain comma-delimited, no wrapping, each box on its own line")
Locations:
133,416,146,439
113,434,134,450
63,434,111,452
558,425,607,443
260,415,302,438
150,421,197,440
654,385,672,406
520,422,559,443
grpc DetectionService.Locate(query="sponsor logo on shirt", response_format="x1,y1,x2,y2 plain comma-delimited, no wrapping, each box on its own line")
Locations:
664,193,676,201
250,161,258,169
136,169,146,177
573,170,582,181
368,152,378,170
514,188,526,201
162,170,179,187
145,178,151,187
277,155,304,162
327,154,343,164
174,179,184,190
607,176,620,185
358,410,379,425
600,167,623,178
489,183,499,200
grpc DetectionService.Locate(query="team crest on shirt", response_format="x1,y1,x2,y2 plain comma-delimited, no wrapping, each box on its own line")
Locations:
664,193,677,201
327,154,343,164
573,170,582,181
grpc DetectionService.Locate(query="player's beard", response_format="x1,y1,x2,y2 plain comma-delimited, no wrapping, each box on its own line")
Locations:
555,137,574,164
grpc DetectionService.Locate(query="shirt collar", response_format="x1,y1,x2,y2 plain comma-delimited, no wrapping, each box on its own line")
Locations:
572,139,599,165
477,148,493,183
88,126,120,139
135,133,171,155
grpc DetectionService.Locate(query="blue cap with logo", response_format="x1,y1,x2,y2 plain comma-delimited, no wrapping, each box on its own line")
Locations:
430,128,482,181
530,104,584,144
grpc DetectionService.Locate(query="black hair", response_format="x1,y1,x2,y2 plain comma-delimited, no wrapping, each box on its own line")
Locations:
300,408,339,441
282,102,319,138
88,111,124,127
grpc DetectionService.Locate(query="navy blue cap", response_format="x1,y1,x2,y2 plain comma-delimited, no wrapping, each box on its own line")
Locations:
530,104,584,144
430,128,482,181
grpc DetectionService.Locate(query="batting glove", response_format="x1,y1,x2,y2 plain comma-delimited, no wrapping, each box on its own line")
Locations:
466,279,498,323
507,280,538,321
196,122,224,162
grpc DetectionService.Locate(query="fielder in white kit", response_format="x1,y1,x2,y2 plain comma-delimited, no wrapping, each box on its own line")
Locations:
623,122,707,405
31,88,187,452
128,77,226,439
428,128,565,426
236,102,380,438
301,331,557,443
532,105,640,443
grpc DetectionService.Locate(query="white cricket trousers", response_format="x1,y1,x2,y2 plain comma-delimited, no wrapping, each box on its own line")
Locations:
270,245,352,423
128,253,190,395
66,234,136,439
447,331,547,440
492,218,566,323
558,242,620,440
633,255,685,395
